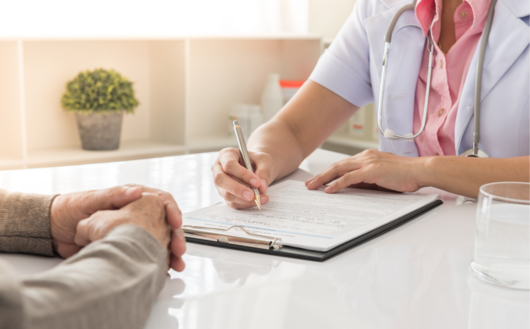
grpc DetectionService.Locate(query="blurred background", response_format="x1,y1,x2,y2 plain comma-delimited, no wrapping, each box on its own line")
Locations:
0,0,376,171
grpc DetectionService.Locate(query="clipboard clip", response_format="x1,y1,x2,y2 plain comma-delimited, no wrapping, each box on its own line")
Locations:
183,225,283,250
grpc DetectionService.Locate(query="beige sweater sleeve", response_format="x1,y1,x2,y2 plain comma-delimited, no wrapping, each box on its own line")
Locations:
0,224,168,329
0,189,57,256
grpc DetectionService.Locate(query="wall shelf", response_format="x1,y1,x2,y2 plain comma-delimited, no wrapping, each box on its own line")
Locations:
0,37,322,170
26,141,187,168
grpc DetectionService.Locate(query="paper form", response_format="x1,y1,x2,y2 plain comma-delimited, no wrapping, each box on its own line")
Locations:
184,180,439,251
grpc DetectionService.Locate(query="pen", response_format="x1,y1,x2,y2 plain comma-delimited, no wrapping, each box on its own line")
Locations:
233,120,262,210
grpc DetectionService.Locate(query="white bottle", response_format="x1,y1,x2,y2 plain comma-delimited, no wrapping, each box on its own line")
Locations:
261,73,283,122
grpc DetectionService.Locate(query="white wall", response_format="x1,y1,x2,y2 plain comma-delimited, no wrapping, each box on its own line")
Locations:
308,0,356,39
0,0,308,37
0,0,355,39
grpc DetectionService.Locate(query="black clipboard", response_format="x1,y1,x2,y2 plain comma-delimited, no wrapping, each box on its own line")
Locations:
186,199,443,262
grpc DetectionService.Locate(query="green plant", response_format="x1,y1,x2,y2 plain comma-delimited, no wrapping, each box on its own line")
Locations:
61,68,139,113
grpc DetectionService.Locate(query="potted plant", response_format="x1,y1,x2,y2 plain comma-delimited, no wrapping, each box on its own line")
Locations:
61,68,139,151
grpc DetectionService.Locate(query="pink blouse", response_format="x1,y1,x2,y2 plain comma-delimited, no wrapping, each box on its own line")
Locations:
413,0,492,156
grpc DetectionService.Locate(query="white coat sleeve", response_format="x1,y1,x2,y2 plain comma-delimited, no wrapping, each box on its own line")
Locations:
309,0,374,108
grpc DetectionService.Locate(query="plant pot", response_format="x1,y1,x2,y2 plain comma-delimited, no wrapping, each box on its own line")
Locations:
75,111,124,151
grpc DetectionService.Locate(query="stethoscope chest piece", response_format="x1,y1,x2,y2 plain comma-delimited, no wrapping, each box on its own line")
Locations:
461,148,489,158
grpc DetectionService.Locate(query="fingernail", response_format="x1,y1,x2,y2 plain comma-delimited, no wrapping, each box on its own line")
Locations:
249,178,259,188
176,229,185,240
125,186,139,196
243,191,253,201
261,179,267,190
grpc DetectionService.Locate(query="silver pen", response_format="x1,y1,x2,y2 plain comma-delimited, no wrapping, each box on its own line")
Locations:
233,120,262,210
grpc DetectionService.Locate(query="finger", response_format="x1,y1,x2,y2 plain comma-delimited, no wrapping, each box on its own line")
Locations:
220,187,268,206
75,218,92,246
252,153,272,194
55,242,83,258
83,186,143,216
170,229,187,257
157,192,182,230
170,254,186,272
213,165,256,202
226,194,270,209
166,203,182,230
221,189,269,209
218,149,261,188
124,184,183,230
325,169,368,194
307,159,362,190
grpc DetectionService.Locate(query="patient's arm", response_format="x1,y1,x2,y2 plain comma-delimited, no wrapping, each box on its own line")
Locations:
0,194,170,329
1,224,167,329
0,190,57,256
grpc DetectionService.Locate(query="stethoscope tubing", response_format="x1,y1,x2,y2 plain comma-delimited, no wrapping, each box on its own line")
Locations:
377,0,497,157
471,0,498,156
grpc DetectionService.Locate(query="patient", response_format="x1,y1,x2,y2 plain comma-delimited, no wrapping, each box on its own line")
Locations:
0,185,186,329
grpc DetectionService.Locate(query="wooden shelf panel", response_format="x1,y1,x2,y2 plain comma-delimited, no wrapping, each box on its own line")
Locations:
26,141,186,168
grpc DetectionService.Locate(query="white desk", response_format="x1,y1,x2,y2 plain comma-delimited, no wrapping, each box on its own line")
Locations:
0,149,527,329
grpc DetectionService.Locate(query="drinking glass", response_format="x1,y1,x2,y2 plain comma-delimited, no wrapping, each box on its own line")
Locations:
470,182,530,289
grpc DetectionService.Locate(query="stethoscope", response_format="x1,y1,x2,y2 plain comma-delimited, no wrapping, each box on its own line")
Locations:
377,0,497,157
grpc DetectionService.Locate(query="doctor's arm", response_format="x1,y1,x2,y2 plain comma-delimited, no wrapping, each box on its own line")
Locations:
212,81,359,208
213,80,529,203
306,150,530,198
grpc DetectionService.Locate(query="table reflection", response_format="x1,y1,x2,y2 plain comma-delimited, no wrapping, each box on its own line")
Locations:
142,277,186,328
467,274,529,329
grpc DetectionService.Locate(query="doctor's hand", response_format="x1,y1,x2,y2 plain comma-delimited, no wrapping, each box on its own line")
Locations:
305,149,426,193
212,147,271,209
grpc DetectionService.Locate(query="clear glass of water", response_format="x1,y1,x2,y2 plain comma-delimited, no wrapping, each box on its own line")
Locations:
470,182,530,290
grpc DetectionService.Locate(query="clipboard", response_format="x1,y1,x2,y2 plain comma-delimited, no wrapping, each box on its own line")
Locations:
184,199,443,262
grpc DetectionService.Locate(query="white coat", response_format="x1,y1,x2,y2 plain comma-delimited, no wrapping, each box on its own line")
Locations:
309,0,529,158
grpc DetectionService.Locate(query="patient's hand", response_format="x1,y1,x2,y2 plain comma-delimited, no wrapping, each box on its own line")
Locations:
50,185,186,272
75,193,171,251
50,186,143,258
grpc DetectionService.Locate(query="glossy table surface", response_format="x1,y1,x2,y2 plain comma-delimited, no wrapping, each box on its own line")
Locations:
0,149,528,329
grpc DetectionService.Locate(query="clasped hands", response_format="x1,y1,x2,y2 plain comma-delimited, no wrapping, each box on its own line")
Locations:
212,148,426,209
50,185,186,272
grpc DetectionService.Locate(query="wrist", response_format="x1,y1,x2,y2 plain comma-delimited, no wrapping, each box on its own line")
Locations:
49,195,66,246
416,156,438,189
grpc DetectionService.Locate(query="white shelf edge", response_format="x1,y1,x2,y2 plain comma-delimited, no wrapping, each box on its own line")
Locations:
0,35,323,42
26,141,187,168
0,157,25,170
326,135,379,150
187,136,238,152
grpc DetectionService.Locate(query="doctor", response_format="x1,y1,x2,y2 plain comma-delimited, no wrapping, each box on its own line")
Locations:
212,0,529,208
